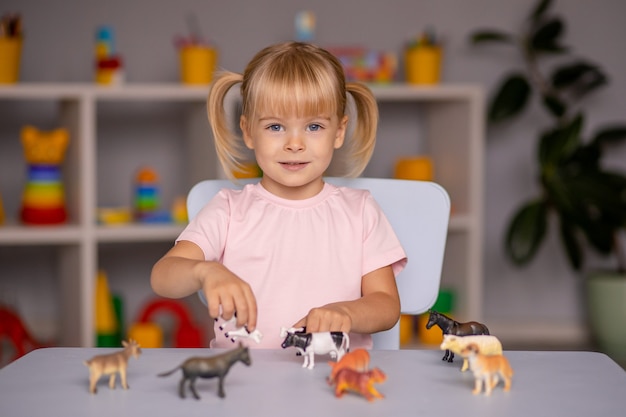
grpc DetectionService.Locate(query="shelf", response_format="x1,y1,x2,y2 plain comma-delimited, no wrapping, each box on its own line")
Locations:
0,82,484,348
96,223,185,242
0,225,83,245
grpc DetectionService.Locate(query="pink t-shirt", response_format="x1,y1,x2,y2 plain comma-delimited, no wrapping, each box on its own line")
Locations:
177,182,407,349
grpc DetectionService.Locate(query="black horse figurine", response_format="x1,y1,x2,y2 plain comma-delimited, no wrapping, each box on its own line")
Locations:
425,310,490,363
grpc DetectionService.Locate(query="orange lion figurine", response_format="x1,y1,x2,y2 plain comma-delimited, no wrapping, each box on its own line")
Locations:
332,367,387,402
327,348,370,384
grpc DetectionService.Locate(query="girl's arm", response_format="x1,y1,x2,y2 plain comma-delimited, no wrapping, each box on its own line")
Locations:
292,265,400,334
150,240,258,331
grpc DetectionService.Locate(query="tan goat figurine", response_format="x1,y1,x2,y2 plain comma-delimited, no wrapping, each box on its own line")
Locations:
440,334,503,372
84,339,142,394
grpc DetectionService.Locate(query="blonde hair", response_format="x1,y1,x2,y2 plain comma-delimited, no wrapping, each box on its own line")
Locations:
207,42,378,179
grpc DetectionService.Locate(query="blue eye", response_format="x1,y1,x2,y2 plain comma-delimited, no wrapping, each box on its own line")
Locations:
308,124,322,132
268,124,283,132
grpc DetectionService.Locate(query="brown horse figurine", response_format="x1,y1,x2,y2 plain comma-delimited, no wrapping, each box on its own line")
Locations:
425,310,489,363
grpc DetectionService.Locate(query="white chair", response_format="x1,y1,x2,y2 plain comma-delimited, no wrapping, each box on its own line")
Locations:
187,177,450,349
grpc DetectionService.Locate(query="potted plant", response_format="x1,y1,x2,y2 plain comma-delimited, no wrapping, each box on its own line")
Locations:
468,0,626,359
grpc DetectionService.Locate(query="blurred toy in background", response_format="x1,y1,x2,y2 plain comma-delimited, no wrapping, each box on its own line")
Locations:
95,25,124,85
404,29,443,85
84,339,142,394
174,14,217,85
425,310,490,364
332,367,387,402
294,10,315,42
158,343,251,399
170,196,188,224
459,343,513,396
128,298,204,348
0,190,5,225
94,270,123,347
440,334,503,372
326,46,397,83
0,305,45,366
133,166,171,223
20,126,69,225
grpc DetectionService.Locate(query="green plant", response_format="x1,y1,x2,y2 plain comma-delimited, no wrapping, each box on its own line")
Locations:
469,0,626,273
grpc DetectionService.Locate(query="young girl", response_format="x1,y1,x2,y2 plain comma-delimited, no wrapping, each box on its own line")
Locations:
151,42,407,349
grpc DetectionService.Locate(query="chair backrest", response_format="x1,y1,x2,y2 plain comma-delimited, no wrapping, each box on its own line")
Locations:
187,177,450,349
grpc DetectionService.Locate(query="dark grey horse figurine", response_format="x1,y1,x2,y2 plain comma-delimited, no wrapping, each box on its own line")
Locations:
425,310,490,363
158,343,251,399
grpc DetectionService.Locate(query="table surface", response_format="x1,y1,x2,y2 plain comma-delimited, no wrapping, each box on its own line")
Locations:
1,347,625,417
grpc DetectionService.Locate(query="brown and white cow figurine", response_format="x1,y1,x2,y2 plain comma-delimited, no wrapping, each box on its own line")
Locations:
280,327,349,369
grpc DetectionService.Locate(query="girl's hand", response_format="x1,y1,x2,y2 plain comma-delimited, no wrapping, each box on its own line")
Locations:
292,303,352,334
201,262,258,332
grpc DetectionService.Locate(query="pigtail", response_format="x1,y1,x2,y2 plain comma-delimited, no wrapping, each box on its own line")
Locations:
345,82,378,177
207,71,245,179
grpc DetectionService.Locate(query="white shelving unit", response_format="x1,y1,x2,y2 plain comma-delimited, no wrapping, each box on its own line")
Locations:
0,83,484,347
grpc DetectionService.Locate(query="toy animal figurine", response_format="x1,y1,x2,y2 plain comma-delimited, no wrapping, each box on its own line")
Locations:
158,343,251,399
425,310,490,363
83,339,142,394
332,367,387,402
280,327,349,370
20,126,69,224
459,343,513,396
327,348,370,384
216,315,263,344
440,334,503,372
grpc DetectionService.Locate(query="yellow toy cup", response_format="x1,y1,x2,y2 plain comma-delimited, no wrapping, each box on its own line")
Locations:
394,156,434,181
179,46,217,85
405,46,442,85
0,37,22,84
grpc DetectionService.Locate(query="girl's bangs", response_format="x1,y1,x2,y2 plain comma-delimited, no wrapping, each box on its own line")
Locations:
252,76,338,118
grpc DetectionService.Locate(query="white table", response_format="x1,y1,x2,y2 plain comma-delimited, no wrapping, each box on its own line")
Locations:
1,348,625,416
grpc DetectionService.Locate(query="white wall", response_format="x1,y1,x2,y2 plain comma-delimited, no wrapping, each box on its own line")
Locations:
3,0,626,333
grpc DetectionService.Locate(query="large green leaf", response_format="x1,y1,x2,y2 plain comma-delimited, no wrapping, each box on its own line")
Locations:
530,18,568,54
505,200,548,265
538,114,583,167
488,74,531,123
592,125,626,147
542,93,567,118
558,218,582,270
529,0,553,23
551,61,607,97
470,30,515,45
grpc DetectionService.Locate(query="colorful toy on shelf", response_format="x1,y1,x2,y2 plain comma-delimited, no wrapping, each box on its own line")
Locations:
332,367,387,402
95,25,124,85
158,343,251,399
133,166,171,223
459,343,513,396
20,126,69,225
94,270,121,347
294,10,316,42
327,348,370,385
83,339,142,394
0,306,45,365
280,327,349,370
440,334,503,372
170,196,188,224
128,298,203,348
426,310,490,364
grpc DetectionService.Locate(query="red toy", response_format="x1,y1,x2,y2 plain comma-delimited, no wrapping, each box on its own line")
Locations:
0,306,44,364
134,299,203,348
332,367,387,402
